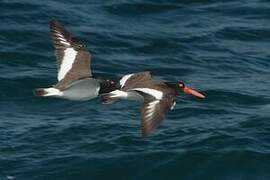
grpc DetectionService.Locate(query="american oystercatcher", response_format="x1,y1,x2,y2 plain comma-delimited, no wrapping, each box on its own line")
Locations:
102,71,205,136
34,19,117,100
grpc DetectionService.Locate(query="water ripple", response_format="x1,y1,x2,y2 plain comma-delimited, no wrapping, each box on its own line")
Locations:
1,0,270,179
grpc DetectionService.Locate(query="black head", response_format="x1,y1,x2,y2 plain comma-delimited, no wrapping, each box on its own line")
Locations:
99,79,119,94
177,81,185,90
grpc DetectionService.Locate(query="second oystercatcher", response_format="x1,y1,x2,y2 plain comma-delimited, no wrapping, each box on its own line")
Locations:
102,71,205,136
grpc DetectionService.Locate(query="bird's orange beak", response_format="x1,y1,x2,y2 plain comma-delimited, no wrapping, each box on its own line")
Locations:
182,86,205,99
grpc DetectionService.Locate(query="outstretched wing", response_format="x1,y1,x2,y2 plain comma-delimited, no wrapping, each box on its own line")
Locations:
140,97,175,137
133,87,176,137
50,19,91,89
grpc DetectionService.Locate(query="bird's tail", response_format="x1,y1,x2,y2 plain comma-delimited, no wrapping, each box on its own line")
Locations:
100,93,119,104
101,90,129,104
33,87,62,97
33,88,48,97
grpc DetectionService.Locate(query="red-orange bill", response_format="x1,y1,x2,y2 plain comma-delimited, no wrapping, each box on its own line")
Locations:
183,87,205,99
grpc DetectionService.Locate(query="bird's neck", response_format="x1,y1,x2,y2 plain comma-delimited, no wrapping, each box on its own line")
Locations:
98,79,119,94
164,82,177,89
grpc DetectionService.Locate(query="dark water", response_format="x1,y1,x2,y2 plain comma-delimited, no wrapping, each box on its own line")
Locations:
1,0,270,179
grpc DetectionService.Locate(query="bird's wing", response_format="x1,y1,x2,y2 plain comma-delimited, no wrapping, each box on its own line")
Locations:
133,87,176,137
49,19,91,89
119,71,153,90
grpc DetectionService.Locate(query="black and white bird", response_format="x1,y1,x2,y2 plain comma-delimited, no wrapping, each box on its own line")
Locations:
102,72,205,136
34,19,117,100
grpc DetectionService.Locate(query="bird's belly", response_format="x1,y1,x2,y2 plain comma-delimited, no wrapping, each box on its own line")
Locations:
62,78,100,101
126,91,144,102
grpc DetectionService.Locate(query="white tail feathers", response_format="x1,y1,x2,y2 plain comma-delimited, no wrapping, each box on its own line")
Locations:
33,88,63,97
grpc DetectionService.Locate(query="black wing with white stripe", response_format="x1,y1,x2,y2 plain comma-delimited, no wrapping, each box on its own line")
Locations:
141,98,175,137
134,89,176,137
49,19,92,89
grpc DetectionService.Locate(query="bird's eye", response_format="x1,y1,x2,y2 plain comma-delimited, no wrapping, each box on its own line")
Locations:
178,82,185,88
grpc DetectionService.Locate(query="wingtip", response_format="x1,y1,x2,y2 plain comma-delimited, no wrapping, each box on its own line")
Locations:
33,88,47,97
49,18,85,49
49,18,62,29
142,131,150,137
50,17,59,24
141,123,156,137
141,127,154,137
100,93,119,105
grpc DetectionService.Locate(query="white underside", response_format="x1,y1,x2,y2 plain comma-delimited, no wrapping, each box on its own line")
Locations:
109,90,144,101
41,78,100,101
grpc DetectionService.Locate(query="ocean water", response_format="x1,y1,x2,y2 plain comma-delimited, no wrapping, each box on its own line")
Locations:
1,0,270,179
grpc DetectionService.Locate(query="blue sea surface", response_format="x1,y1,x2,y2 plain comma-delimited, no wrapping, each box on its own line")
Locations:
1,0,270,179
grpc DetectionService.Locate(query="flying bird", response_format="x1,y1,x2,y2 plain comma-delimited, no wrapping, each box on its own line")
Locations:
34,19,117,100
102,72,205,137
